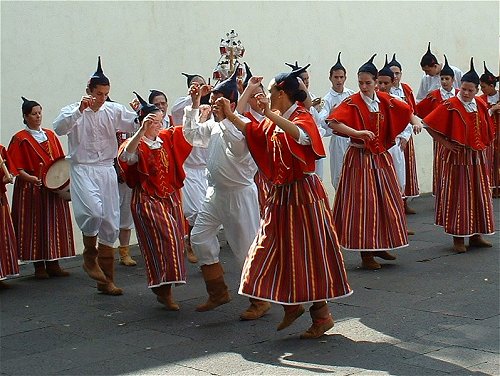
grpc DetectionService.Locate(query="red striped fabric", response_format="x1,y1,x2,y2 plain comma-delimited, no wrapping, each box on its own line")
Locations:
404,137,420,198
436,147,495,236
254,170,270,217
0,192,19,279
333,147,409,251
239,174,352,304
11,179,75,261
131,189,186,287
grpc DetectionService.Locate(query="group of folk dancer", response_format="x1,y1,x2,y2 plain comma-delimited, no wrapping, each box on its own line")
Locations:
0,42,498,339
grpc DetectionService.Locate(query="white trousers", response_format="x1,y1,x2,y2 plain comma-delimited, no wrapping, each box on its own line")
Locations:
191,184,260,267
70,164,120,246
182,167,209,227
118,182,134,230
388,140,406,194
329,135,350,190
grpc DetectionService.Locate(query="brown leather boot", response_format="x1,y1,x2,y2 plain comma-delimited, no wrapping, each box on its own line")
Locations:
373,251,397,260
453,237,466,253
196,263,231,312
469,235,493,248
82,235,107,283
277,304,305,331
185,241,198,264
361,252,381,270
240,298,271,320
0,280,11,289
118,245,137,266
45,260,70,277
34,261,49,279
96,244,123,296
300,302,335,339
404,199,416,214
152,285,179,311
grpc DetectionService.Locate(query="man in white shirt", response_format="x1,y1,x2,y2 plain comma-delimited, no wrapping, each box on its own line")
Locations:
183,69,269,320
53,57,137,296
312,52,355,189
416,42,463,103
171,73,209,126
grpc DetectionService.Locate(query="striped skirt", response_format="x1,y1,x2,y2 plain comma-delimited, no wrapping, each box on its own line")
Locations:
0,192,19,279
239,174,352,305
432,140,446,197
487,127,499,189
404,136,419,198
11,180,75,261
131,189,186,287
436,147,495,236
333,147,409,251
254,170,270,218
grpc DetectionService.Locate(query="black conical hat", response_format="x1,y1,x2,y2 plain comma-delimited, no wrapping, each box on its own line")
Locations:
89,56,110,86
440,55,454,77
378,54,394,79
181,72,204,87
461,57,480,85
388,53,401,69
243,62,253,88
133,91,160,120
331,52,345,72
274,63,311,93
480,61,499,85
285,61,302,71
420,42,438,67
21,96,40,115
213,64,240,102
358,54,378,77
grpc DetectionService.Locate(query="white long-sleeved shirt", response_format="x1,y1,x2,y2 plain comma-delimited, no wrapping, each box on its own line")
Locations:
312,87,355,137
171,96,192,126
53,101,136,165
484,91,499,105
183,106,257,189
416,65,463,103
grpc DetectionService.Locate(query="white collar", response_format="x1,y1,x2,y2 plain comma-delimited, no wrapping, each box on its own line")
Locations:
457,93,477,112
361,92,380,105
24,126,47,143
282,103,299,120
142,135,163,149
249,107,265,122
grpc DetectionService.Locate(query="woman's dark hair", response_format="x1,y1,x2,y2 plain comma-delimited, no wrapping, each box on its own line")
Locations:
275,76,307,103
282,85,307,103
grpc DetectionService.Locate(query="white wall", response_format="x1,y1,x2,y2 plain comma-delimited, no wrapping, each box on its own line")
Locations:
1,1,499,246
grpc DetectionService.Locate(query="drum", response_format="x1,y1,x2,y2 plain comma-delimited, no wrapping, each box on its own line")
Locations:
43,157,71,201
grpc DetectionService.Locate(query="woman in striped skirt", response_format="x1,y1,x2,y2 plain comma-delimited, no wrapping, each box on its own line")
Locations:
118,93,192,310
327,55,413,270
424,58,497,253
219,67,352,340
8,97,75,278
0,144,19,288
478,62,499,198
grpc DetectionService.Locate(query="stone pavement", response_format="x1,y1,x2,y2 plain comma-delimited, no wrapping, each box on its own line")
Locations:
1,195,499,375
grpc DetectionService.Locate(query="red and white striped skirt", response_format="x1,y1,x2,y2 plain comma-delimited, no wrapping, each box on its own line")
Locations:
333,147,409,251
132,189,186,287
239,174,352,304
254,170,271,218
11,180,75,261
404,136,419,198
436,147,495,236
0,192,19,279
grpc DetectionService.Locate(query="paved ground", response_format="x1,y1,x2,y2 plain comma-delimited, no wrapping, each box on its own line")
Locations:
1,195,499,376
